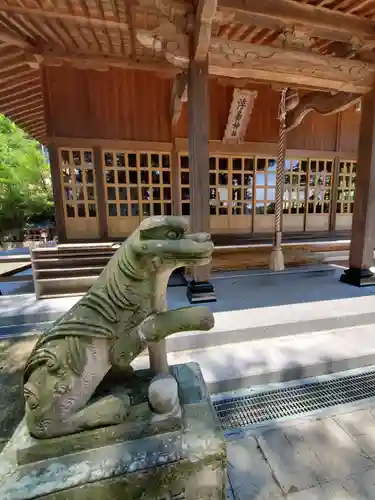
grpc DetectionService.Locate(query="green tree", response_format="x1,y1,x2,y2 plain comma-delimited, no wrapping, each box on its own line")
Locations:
0,115,53,242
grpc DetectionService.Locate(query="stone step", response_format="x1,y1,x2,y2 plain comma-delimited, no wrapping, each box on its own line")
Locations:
35,276,97,298
132,323,375,395
33,255,111,270
34,266,103,279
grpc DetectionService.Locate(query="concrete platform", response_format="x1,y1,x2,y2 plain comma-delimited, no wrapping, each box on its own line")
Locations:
133,323,375,394
2,266,375,393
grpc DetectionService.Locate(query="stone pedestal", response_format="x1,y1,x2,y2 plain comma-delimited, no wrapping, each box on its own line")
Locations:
0,363,226,500
340,267,375,287
186,280,216,304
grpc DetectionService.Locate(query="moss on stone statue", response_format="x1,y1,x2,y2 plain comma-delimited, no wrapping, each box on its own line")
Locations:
40,454,227,500
0,337,36,447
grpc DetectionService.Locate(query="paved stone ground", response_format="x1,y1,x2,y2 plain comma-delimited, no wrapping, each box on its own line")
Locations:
226,403,375,499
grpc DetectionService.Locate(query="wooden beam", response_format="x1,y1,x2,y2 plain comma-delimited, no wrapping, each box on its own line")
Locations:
285,91,360,131
37,50,177,75
217,0,375,43
138,0,375,44
194,0,217,61
136,30,375,93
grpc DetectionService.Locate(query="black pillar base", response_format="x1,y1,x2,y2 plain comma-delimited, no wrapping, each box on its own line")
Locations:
340,267,375,287
186,280,216,304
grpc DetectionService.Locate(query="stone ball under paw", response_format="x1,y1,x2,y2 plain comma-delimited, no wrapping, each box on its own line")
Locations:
148,373,179,414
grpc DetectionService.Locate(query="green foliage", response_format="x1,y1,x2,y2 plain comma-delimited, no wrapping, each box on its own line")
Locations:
0,115,53,242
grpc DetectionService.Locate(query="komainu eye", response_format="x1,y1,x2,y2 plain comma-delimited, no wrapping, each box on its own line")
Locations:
167,230,180,240
24,390,39,410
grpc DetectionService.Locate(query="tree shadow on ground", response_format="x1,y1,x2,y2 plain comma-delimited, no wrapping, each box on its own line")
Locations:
205,351,375,499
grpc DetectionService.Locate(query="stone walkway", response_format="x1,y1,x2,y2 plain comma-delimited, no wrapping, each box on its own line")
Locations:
226,403,375,499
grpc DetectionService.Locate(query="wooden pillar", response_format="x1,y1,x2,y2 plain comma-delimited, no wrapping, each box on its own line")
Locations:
186,56,216,303
93,146,108,240
48,142,66,243
340,89,375,286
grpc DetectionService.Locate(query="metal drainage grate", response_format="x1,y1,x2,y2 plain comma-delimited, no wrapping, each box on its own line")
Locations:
213,369,375,430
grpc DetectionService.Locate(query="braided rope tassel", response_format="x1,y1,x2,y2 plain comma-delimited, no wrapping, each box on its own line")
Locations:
274,88,287,249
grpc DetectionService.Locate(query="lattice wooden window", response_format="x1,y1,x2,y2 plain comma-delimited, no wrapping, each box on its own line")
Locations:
103,151,172,218
254,158,277,214
283,159,308,215
307,159,334,214
336,161,356,214
230,157,254,216
59,148,97,220
208,156,254,216
209,156,230,216
179,154,190,216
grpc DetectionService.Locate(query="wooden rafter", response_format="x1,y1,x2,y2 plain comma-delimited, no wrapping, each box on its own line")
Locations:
0,93,43,110
194,0,217,61
0,3,129,31
9,117,45,134
0,26,33,48
126,4,137,59
1,97,44,115
8,107,44,122
0,83,41,100
1,68,38,85
0,54,29,73
0,73,40,92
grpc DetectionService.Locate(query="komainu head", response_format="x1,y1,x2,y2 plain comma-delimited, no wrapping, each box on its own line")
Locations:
122,216,213,269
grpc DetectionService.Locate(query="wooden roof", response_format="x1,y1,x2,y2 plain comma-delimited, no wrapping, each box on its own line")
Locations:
1,0,375,142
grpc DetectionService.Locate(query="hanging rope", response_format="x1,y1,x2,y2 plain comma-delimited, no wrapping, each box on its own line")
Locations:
274,88,287,249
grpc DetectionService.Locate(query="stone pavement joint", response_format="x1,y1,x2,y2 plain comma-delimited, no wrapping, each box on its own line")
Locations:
226,402,375,499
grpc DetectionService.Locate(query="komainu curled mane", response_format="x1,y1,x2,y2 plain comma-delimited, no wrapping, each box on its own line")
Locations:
23,216,215,439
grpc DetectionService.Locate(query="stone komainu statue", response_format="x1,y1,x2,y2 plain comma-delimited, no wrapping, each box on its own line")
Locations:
23,216,215,439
